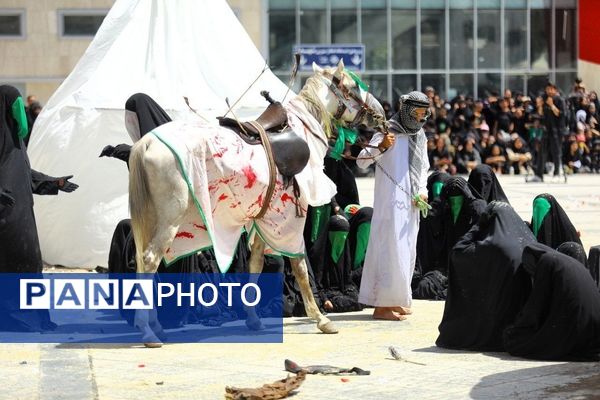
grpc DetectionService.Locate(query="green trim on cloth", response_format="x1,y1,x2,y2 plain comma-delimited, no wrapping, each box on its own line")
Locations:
432,181,444,199
151,131,233,272
248,223,305,258
353,222,370,269
449,195,464,224
532,197,551,237
11,96,28,139
310,204,331,243
328,230,348,264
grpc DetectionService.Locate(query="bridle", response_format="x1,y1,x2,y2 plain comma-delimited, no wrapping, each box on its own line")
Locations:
318,70,389,161
322,71,388,134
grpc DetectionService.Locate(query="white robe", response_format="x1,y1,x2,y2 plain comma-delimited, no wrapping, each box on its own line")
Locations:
356,130,429,307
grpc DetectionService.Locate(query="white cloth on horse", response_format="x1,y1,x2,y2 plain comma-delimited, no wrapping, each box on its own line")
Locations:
356,130,429,307
150,99,335,272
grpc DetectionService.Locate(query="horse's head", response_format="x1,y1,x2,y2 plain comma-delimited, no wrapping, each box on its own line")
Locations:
298,59,388,138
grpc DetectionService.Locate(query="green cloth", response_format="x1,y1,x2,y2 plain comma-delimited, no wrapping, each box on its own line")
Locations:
449,195,464,224
330,124,358,160
532,197,551,237
328,230,348,264
310,204,331,243
346,70,369,91
11,96,28,139
353,222,370,269
432,181,444,200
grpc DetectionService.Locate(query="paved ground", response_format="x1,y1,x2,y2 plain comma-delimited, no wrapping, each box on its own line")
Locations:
2,173,600,399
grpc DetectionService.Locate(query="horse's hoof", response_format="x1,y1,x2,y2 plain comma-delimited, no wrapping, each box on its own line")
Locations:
318,321,338,334
144,342,163,348
245,318,265,331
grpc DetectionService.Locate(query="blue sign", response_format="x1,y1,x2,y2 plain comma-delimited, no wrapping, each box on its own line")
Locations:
0,273,283,343
294,44,365,72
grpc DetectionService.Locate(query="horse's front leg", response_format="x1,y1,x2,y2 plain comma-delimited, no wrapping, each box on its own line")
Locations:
245,236,265,331
290,256,338,334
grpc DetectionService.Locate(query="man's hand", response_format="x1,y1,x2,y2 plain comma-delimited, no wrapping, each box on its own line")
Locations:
0,191,15,207
57,175,79,193
412,194,428,207
545,96,554,107
378,133,395,152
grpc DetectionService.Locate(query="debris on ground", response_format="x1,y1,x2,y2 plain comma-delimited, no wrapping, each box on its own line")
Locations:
388,346,426,366
225,371,306,400
284,359,370,375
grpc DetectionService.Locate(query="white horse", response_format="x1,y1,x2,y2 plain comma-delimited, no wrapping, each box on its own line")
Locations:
128,60,386,346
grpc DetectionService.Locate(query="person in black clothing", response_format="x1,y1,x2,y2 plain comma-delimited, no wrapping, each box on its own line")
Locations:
0,85,78,331
437,202,535,351
533,82,565,181
530,193,581,249
413,172,452,300
503,242,600,361
455,137,481,174
467,164,509,203
556,241,588,269
424,177,487,279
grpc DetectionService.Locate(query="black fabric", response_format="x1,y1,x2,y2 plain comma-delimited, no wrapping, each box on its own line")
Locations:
412,270,447,300
588,245,600,288
415,172,452,283
324,156,359,210
321,215,362,313
0,85,42,273
532,193,581,249
425,177,487,276
556,241,588,269
436,202,536,351
467,164,509,204
503,243,600,361
125,93,172,136
102,93,172,163
0,85,55,331
346,207,372,289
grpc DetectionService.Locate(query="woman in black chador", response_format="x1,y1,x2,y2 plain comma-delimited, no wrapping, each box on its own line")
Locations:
436,202,535,351
530,193,581,249
412,171,451,300
427,177,487,274
0,85,77,331
467,164,509,204
503,243,600,361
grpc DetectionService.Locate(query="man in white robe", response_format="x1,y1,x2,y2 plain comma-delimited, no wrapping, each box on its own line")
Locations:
357,91,431,321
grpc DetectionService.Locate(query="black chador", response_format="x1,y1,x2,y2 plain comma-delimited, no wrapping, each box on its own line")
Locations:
436,202,535,351
503,243,600,361
467,164,509,203
530,193,581,249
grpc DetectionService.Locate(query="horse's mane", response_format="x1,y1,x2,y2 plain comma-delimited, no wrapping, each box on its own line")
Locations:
297,69,338,139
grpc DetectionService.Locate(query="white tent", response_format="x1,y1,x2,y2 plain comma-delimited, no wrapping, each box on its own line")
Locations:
28,0,289,268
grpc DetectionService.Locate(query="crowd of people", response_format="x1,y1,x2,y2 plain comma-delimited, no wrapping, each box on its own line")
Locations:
352,78,600,181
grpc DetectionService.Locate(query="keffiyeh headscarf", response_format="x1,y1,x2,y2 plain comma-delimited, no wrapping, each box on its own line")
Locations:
387,91,430,197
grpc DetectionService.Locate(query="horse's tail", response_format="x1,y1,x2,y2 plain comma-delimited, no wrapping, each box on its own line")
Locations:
129,139,154,272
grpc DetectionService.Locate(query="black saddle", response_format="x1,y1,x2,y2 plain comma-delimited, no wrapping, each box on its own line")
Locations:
218,94,310,180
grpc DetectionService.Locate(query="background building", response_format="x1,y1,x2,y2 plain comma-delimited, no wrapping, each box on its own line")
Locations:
269,0,579,103
0,0,591,104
